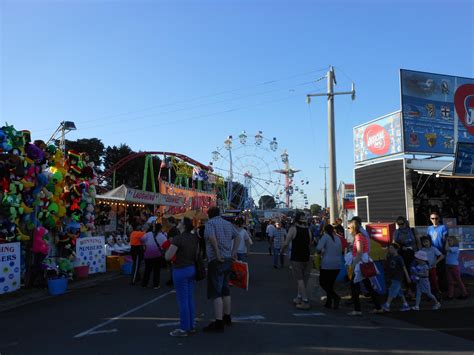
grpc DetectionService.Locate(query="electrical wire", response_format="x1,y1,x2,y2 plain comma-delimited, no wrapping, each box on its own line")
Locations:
36,79,320,139
34,67,328,135
48,90,326,140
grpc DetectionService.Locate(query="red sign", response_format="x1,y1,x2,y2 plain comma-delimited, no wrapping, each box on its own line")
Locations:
454,84,474,136
363,124,390,155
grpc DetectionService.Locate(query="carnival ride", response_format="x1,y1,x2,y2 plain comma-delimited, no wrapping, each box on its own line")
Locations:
98,151,212,191
211,131,308,210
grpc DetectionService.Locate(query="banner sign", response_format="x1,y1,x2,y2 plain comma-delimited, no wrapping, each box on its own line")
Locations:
454,142,474,176
160,181,217,215
0,242,21,294
76,236,106,274
343,185,355,209
354,112,403,162
401,69,474,155
460,249,474,277
125,188,184,207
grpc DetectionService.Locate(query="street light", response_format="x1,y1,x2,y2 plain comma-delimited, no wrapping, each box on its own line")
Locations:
47,120,77,153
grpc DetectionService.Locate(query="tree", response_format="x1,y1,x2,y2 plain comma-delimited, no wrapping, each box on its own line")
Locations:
65,138,105,173
310,203,322,216
103,144,138,189
258,195,276,210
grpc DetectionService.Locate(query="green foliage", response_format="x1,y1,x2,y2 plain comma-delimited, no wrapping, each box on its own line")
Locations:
65,138,105,173
310,203,322,216
258,195,276,210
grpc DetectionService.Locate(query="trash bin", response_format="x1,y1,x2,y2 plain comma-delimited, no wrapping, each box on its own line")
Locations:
121,263,133,275
366,223,395,248
47,278,68,296
74,265,89,279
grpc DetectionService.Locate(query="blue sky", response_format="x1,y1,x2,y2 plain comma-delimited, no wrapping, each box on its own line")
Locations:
1,0,473,207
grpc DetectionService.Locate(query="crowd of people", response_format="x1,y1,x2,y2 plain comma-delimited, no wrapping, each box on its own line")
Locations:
254,211,469,316
122,207,470,337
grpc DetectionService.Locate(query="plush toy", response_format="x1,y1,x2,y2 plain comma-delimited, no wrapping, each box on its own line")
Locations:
0,220,17,243
0,128,12,152
32,226,49,255
57,257,73,274
25,142,44,163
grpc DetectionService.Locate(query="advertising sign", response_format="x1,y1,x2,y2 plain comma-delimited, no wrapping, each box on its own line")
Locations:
125,187,184,206
401,69,474,155
0,242,21,294
354,112,403,162
159,181,217,215
454,142,474,176
343,185,355,210
76,236,106,274
460,249,474,277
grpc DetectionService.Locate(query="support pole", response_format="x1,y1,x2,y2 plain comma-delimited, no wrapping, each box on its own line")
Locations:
306,66,355,224
327,67,337,223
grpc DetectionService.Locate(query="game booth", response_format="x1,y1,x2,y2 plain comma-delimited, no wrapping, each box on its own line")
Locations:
95,184,186,272
353,69,474,276
0,124,104,295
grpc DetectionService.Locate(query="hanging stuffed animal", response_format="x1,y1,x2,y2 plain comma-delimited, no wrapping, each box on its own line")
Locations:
32,226,49,255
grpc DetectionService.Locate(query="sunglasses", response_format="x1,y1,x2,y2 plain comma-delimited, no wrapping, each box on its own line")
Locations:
430,217,439,220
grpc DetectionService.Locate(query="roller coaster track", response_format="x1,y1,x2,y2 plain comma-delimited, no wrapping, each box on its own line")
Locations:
98,151,212,186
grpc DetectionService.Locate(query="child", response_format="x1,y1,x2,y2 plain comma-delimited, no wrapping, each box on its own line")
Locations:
445,236,468,300
382,243,411,312
420,236,444,297
411,250,441,310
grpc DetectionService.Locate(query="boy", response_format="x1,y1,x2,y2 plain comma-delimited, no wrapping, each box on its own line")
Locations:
382,243,411,312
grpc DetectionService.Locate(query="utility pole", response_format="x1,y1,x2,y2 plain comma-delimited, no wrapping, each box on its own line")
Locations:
307,66,355,223
320,164,328,209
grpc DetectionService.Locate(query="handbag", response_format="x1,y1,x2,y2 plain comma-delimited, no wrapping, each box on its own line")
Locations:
152,234,167,268
360,261,377,278
194,239,206,281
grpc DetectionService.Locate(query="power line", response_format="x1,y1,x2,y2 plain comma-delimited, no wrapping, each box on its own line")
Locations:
33,67,328,135
36,80,320,139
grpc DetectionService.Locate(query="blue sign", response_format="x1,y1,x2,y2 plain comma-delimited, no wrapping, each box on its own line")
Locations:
454,142,474,176
354,112,403,163
401,69,474,155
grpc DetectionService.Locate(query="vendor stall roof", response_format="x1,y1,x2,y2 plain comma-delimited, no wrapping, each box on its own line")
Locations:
97,184,185,207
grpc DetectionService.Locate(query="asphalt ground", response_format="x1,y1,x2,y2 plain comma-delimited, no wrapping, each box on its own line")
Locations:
0,241,473,355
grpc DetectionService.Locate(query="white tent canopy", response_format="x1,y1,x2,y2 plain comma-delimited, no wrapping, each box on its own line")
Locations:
97,184,184,207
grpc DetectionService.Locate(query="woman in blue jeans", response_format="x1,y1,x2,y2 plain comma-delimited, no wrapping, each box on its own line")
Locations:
165,217,199,337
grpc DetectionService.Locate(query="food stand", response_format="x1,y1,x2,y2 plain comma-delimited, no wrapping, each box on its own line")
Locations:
353,69,474,275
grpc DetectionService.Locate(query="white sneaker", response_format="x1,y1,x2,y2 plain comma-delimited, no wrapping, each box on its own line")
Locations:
411,306,420,311
432,302,441,310
169,329,188,337
347,310,362,316
293,296,302,304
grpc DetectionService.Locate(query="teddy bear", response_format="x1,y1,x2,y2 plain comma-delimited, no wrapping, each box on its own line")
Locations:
32,226,49,255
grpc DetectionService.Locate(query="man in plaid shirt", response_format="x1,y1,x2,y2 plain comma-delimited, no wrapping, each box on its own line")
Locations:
270,221,287,269
203,207,239,333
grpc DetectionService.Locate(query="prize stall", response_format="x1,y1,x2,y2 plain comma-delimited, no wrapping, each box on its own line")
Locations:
96,184,185,270
0,124,101,295
353,69,474,275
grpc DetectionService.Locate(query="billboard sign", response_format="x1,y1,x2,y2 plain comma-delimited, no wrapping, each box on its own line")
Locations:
0,242,21,294
354,111,403,163
454,142,474,176
401,69,474,155
75,236,106,274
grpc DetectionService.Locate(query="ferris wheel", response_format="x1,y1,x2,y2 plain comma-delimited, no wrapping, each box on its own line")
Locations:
211,131,285,210
276,176,310,209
